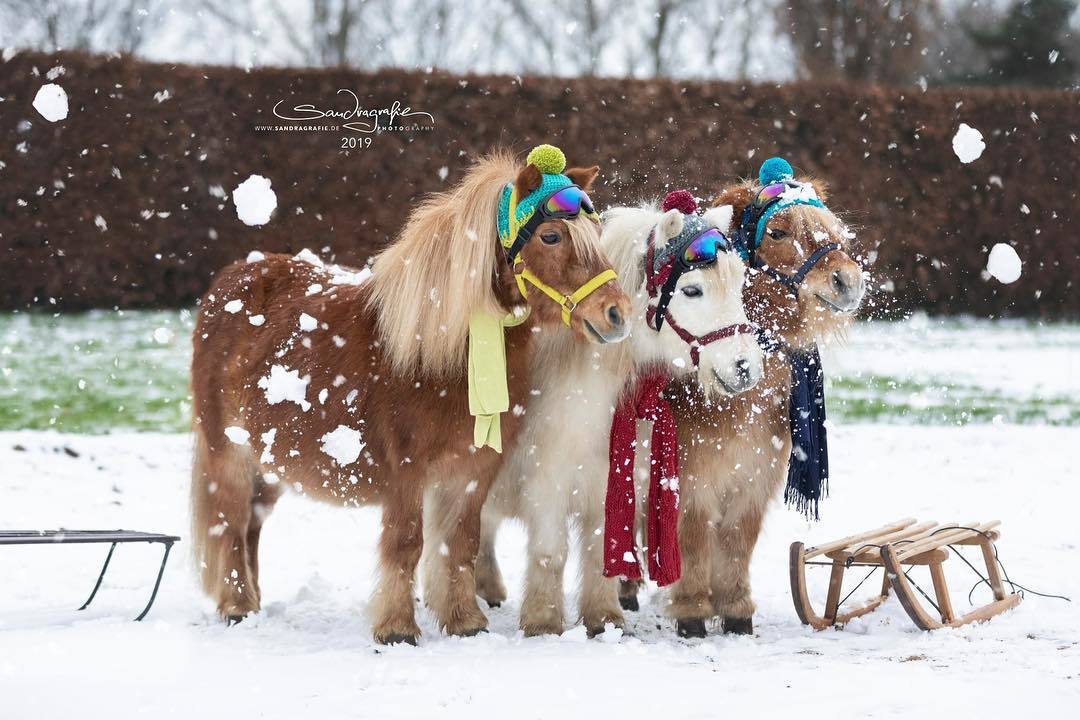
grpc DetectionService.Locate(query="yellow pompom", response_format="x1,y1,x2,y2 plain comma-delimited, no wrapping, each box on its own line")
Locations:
527,144,566,175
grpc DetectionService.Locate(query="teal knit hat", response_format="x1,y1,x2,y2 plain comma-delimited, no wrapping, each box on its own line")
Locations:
751,157,825,251
496,144,574,250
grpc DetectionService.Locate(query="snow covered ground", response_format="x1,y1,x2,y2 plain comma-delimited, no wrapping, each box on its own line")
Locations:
2,425,1077,718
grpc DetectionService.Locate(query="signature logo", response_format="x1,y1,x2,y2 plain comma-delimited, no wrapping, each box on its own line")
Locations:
271,89,435,134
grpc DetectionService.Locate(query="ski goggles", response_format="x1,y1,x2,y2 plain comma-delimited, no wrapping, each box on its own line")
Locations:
542,185,598,220
753,181,789,209
506,185,599,264
678,228,732,269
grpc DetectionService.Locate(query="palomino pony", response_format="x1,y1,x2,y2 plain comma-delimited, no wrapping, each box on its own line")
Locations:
460,193,764,636
190,148,631,644
619,159,866,637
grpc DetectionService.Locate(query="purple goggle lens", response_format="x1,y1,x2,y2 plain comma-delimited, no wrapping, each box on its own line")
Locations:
682,228,730,266
544,186,597,218
754,182,787,208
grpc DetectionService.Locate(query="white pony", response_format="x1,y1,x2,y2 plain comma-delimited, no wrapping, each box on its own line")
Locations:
450,200,764,636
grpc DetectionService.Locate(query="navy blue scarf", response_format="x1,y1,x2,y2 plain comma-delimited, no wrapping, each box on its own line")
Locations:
758,331,829,519
786,346,829,519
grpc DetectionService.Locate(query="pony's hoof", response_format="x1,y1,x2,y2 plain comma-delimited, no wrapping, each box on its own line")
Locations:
585,620,624,639
455,626,488,638
521,621,564,637
485,600,502,609
722,616,753,635
379,633,418,646
225,614,246,626
619,595,639,612
677,618,707,639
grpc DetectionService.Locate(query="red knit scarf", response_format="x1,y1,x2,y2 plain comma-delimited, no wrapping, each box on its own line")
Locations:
603,367,681,586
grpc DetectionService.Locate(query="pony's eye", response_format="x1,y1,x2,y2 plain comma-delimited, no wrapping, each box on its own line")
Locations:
768,228,788,240
540,232,561,245
680,284,703,298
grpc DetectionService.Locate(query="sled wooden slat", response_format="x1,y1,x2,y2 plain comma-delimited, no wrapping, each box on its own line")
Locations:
891,521,1000,561
827,521,942,562
790,519,1020,632
801,518,916,560
847,520,941,551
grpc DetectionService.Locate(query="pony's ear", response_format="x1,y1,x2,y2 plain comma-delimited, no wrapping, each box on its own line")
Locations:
564,165,600,192
804,177,829,202
712,183,755,219
514,164,543,198
658,208,684,242
703,204,735,234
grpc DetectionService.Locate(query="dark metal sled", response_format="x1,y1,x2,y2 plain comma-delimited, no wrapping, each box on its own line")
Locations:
0,529,180,621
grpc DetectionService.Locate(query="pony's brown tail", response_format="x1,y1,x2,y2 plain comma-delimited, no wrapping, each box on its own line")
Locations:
190,427,221,597
190,426,262,616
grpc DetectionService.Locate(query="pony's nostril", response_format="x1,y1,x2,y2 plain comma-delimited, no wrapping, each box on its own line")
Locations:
607,305,624,328
734,358,751,385
832,269,848,293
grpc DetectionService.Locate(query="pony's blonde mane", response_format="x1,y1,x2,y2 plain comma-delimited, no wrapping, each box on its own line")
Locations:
783,203,844,241
367,151,515,378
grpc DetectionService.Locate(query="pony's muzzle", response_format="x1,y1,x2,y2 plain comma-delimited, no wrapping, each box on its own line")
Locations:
579,289,632,344
826,267,865,312
712,354,761,394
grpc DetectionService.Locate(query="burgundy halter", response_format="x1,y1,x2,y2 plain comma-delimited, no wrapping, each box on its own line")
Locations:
645,230,757,367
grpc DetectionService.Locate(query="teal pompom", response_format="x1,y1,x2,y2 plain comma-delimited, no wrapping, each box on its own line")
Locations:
759,157,794,185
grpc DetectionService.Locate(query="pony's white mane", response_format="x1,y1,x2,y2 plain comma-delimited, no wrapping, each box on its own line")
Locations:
597,203,660,300
366,151,514,378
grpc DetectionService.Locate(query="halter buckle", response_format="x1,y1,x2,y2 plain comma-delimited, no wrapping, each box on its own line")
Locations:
563,296,577,313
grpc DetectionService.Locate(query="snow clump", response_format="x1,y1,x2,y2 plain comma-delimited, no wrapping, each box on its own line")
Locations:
952,123,985,163
986,243,1022,284
319,425,365,466
233,174,277,226
33,83,68,122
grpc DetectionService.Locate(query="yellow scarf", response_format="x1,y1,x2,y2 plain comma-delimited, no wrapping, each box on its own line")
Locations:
468,307,530,453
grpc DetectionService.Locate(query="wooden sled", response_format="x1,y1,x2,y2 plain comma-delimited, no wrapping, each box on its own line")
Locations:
790,518,1021,631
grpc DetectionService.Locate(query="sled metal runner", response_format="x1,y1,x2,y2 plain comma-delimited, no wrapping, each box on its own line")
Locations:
789,518,1021,631
0,529,180,621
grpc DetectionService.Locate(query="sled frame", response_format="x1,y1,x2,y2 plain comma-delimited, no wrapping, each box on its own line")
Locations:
789,518,1021,631
0,529,180,621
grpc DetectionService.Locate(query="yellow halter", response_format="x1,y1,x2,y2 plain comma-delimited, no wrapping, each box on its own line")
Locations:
504,186,616,326
512,262,617,327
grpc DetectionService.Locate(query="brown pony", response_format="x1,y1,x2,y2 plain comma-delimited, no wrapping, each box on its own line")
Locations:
190,150,631,644
619,174,866,637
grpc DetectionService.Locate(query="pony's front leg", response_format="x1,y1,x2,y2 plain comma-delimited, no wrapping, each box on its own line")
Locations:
423,473,492,637
577,502,624,636
666,506,714,638
371,481,424,645
709,509,763,635
475,503,507,608
519,491,570,636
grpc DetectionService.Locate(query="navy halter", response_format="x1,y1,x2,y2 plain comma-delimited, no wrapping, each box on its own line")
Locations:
753,242,841,289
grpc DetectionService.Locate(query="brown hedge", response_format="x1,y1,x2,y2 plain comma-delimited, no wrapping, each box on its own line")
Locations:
1,51,1078,317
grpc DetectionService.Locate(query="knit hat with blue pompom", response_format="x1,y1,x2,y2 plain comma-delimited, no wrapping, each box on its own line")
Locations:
738,156,826,260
